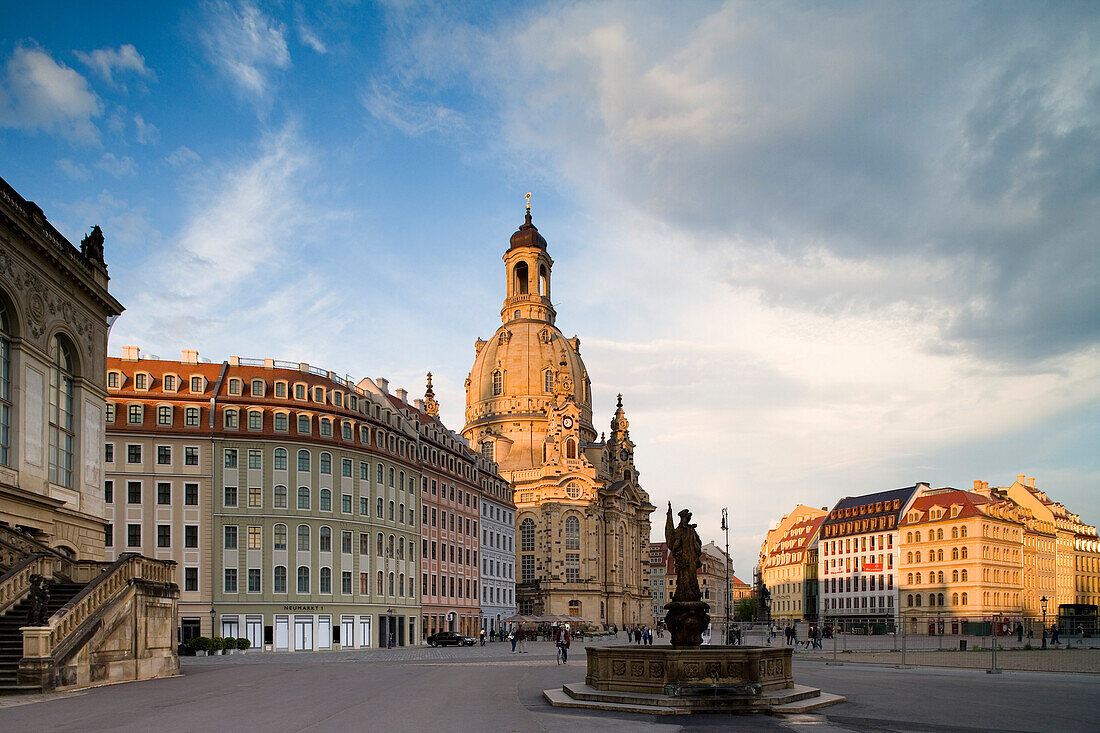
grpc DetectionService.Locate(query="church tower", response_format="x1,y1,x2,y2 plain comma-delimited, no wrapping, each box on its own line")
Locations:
462,199,654,627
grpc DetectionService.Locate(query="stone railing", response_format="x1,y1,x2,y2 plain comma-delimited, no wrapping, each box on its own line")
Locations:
0,553,54,616
40,554,173,653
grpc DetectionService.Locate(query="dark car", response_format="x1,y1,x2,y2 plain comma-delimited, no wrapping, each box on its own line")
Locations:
427,631,476,647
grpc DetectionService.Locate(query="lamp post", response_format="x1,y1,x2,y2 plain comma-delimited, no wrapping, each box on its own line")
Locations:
1040,596,1048,650
722,508,731,644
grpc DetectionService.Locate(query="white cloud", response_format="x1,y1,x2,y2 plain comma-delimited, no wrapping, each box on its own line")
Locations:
0,45,101,142
56,158,90,180
200,1,290,97
297,23,327,54
165,145,201,167
362,79,466,137
133,113,158,144
74,44,155,87
96,152,137,177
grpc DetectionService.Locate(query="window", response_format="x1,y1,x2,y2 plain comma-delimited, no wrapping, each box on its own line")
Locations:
341,530,352,554
104,480,114,502
522,555,535,583
298,414,310,434
274,524,287,550
105,403,115,423
565,553,580,582
157,445,171,465
342,494,352,513
127,444,142,464
275,382,287,398
133,372,146,389
157,482,171,505
183,446,197,466
225,449,238,468
274,447,287,470
274,484,287,508
294,384,306,400
164,374,176,391
544,368,553,393
342,458,352,477
105,524,113,547
107,371,119,388
565,516,580,550
297,525,310,551
184,567,198,592
105,443,114,463
127,523,141,547
342,422,352,440
360,498,368,515
247,449,261,469
248,568,261,593
298,486,310,509
223,485,238,506
251,379,264,396
157,525,171,548
320,418,332,437
298,449,310,471
128,404,143,424
313,386,325,403
224,525,238,549
224,568,238,593
190,376,203,392
492,370,503,396
224,409,239,429
274,412,288,431
185,407,200,427
319,567,332,594
185,525,198,548
248,410,262,430
521,518,535,551
158,406,173,425
248,486,262,507
274,566,287,593
320,489,332,512
342,571,352,595
297,566,310,593
247,526,262,550
127,481,142,504
359,462,368,480
320,452,332,474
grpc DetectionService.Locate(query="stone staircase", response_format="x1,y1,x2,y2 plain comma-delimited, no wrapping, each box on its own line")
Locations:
0,580,84,693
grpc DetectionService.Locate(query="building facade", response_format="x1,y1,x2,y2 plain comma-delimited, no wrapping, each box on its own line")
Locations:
819,485,922,629
759,505,827,625
476,445,517,637
700,541,734,629
105,350,421,648
650,542,669,624
0,175,124,559
461,209,655,627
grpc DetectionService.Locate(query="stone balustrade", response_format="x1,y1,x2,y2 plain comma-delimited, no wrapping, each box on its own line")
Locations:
0,554,53,615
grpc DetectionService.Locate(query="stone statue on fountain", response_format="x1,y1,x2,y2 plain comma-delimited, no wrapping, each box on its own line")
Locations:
664,502,710,647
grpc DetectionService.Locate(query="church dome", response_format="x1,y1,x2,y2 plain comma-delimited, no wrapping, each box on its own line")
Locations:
509,212,547,250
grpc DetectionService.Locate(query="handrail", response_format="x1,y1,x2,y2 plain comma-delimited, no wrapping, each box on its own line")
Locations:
0,553,52,616
0,525,73,564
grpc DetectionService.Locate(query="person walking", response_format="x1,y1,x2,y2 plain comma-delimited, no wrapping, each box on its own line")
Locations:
509,626,518,653
480,628,486,647
518,624,529,653
1051,624,1060,645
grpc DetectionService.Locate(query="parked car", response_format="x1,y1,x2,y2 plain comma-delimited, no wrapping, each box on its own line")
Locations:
427,631,476,647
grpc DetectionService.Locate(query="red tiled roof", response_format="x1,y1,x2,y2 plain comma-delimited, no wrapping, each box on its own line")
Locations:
901,489,990,524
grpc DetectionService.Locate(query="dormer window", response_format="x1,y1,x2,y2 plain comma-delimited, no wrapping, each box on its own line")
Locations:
107,371,120,389
190,376,204,393
251,379,264,396
163,374,177,392
294,383,306,400
320,418,333,437
274,381,287,398
228,378,242,396
349,394,357,411
313,386,325,403
333,391,343,407
134,372,148,390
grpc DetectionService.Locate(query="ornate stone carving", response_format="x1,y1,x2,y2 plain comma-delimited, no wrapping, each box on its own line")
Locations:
612,660,626,676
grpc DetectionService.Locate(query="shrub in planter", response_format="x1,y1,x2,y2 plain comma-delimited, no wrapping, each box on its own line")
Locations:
211,636,226,654
236,637,251,650
190,637,210,655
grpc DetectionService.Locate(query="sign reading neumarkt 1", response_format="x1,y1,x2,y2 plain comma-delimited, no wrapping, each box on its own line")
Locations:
283,605,325,612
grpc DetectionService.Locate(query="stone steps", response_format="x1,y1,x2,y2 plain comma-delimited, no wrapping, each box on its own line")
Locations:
544,681,845,715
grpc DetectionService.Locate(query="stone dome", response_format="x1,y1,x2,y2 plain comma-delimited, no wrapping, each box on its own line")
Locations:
509,212,547,250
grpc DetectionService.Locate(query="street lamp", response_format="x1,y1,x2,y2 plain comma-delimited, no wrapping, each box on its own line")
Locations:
1040,596,1048,650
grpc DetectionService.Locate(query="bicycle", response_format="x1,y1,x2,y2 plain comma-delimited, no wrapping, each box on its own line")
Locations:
556,643,564,664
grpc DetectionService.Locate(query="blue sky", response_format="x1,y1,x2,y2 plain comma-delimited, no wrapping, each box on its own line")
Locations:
2,1,1098,575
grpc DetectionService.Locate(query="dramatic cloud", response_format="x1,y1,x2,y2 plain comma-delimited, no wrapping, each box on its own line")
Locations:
74,44,155,87
0,45,101,142
200,0,291,97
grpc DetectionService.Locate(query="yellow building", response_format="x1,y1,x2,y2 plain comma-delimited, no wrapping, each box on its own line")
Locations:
462,208,654,626
759,505,827,624
899,489,1026,634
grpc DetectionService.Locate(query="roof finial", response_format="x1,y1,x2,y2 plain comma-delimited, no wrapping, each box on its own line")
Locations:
617,393,623,408
424,372,439,416
525,191,532,214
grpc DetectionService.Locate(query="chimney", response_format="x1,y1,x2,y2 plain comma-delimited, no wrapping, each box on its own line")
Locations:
1027,477,1035,488
181,350,199,364
121,345,140,361
375,377,389,394
973,480,982,491
395,388,408,403
1016,474,1026,485
414,399,425,412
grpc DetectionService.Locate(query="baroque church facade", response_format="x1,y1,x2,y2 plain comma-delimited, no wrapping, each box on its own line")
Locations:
461,207,655,627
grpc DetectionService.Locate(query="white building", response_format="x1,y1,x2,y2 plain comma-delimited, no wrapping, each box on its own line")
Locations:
479,458,516,636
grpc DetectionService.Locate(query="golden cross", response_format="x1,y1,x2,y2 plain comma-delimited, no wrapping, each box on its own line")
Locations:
525,192,531,213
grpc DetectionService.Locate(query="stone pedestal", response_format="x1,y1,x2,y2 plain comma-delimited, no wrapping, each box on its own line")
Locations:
584,645,793,694
663,601,710,648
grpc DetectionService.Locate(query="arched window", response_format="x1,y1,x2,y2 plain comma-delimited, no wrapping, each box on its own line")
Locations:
320,452,331,474
952,569,959,582
916,594,922,607
914,531,921,542
386,534,394,558
938,593,944,606
319,567,332,594
951,527,958,539
520,518,535,552
376,532,383,555
388,572,395,596
907,552,913,563
952,592,959,605
960,526,967,537
297,566,309,593
514,261,528,295
915,551,921,563
906,532,912,543
297,524,310,550
320,488,332,511
937,549,944,562
319,526,331,552
961,570,967,581
544,368,554,393
274,484,287,508
937,529,943,540
273,524,287,550
274,447,287,470
377,571,383,595
298,486,310,509
274,566,287,593
915,573,922,584
565,439,576,459
937,571,944,583
951,547,959,560
0,299,10,466
961,547,968,559
907,573,913,584
48,335,75,487
297,449,310,471
928,594,936,606
565,516,580,550
907,594,913,607
492,370,503,396
961,592,968,605
539,264,549,297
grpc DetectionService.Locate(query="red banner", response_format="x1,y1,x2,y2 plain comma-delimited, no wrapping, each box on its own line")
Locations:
862,562,883,571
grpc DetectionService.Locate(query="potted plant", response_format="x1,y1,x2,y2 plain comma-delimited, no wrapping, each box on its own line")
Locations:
236,637,251,653
190,637,210,656
211,636,225,655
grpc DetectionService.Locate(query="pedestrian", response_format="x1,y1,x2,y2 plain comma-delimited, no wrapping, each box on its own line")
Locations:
647,628,653,646
1051,624,1060,645
555,624,571,664
518,625,529,653
509,627,517,653
1016,623,1023,643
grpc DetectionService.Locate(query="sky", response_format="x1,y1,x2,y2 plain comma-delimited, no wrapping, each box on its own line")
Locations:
2,1,1098,576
